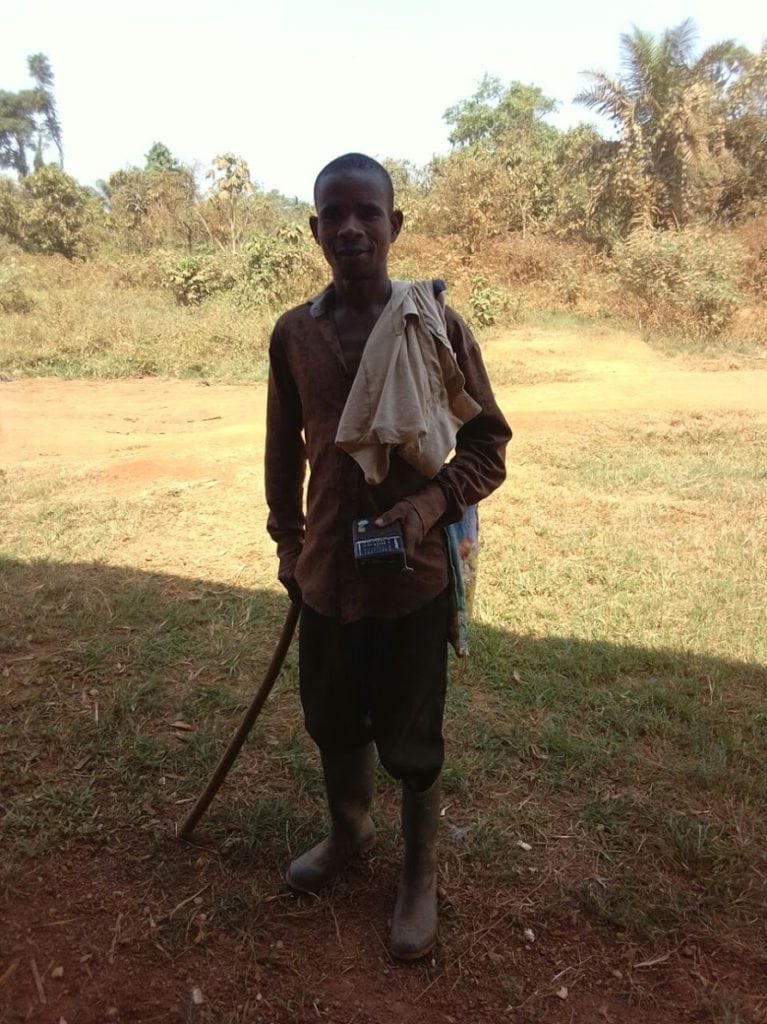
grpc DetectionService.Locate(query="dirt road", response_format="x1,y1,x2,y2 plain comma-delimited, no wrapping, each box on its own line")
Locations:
3,330,766,483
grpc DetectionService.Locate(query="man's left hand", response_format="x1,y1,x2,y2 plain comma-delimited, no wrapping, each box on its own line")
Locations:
374,500,424,564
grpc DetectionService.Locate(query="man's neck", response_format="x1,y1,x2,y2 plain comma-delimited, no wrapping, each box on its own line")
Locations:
332,272,392,313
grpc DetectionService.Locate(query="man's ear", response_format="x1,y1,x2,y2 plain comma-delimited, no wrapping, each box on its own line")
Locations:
309,214,319,244
390,209,404,241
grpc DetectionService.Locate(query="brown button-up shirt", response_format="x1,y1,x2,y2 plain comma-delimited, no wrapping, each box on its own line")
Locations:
265,286,512,622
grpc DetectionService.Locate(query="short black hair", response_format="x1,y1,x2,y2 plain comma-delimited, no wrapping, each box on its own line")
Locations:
314,153,394,209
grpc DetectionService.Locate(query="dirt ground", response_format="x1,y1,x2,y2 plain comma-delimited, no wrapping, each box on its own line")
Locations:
2,329,767,1024
3,330,767,475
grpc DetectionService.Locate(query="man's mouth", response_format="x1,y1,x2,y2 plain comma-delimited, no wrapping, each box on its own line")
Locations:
337,248,368,259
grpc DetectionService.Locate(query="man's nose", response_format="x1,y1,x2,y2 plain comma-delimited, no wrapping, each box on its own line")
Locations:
338,215,363,238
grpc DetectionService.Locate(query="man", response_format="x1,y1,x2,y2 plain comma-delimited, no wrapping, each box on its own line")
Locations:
265,153,510,960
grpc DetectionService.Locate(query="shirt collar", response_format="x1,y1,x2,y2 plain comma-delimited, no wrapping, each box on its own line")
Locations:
309,283,335,319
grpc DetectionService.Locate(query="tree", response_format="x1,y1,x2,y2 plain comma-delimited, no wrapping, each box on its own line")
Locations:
200,153,254,254
0,53,62,177
719,43,767,217
381,158,429,230
104,162,199,251
13,166,97,258
548,124,624,245
424,147,512,249
437,77,560,239
0,90,36,177
27,53,62,169
575,20,748,230
145,141,179,172
444,75,557,151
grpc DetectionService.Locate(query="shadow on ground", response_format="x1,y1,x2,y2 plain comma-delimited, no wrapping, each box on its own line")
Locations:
1,558,765,1024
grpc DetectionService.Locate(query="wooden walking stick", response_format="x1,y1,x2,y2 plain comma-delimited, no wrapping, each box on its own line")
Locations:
178,600,301,839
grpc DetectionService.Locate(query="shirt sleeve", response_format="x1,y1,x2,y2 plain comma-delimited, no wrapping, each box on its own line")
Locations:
265,321,307,562
406,307,512,532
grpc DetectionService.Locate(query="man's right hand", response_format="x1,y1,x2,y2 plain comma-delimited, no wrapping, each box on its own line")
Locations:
278,554,302,604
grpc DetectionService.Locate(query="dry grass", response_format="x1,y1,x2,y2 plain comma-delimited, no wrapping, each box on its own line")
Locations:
2,244,765,389
0,252,274,381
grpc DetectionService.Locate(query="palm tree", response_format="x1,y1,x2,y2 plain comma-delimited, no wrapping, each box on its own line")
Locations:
576,20,747,229
27,53,63,170
0,53,63,177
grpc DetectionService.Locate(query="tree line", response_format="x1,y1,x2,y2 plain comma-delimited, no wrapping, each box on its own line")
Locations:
1,20,765,261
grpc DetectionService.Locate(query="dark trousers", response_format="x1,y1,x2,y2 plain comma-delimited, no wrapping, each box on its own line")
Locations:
298,590,449,792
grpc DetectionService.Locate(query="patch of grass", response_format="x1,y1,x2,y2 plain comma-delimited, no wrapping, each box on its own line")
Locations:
3,243,764,394
0,783,98,863
576,876,672,934
211,795,322,870
525,309,611,331
645,325,767,362
0,259,273,381
479,357,581,389
179,682,246,717
477,413,767,667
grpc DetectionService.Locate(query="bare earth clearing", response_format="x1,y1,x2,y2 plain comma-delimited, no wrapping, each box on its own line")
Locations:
5,329,767,473
1,328,766,1024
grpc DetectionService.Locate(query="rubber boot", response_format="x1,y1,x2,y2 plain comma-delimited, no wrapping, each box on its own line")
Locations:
286,743,376,894
390,774,440,961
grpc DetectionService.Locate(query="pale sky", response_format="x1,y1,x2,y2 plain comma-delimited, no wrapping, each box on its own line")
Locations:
2,0,764,200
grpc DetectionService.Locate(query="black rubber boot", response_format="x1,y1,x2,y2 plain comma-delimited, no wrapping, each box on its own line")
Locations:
390,774,440,961
286,744,376,894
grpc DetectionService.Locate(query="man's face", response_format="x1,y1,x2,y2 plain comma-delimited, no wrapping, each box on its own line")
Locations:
310,170,403,282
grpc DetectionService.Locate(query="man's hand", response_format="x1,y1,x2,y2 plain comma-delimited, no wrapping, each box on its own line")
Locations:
278,552,302,604
374,499,425,564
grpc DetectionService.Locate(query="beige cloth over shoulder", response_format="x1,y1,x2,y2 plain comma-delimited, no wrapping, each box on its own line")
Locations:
335,280,482,485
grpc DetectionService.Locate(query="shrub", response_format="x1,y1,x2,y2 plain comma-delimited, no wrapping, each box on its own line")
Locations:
0,179,21,245
105,165,199,252
235,226,325,311
107,252,168,290
468,275,517,328
552,264,584,307
482,235,588,285
162,254,236,305
16,166,100,259
614,229,747,338
0,262,35,314
731,213,767,299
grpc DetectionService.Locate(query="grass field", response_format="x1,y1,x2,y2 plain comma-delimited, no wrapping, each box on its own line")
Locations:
1,316,766,1022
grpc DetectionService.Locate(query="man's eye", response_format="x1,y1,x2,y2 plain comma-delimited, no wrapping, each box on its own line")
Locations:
359,207,380,220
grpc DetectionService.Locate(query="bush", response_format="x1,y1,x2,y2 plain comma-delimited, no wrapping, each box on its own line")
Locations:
162,254,236,305
107,253,168,290
482,235,589,285
161,228,325,310
731,214,767,299
469,275,503,326
0,179,21,245
16,166,100,259
0,262,35,314
614,229,747,338
467,275,521,328
235,226,325,311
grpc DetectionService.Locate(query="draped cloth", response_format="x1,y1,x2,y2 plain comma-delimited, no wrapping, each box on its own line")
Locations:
335,280,482,485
